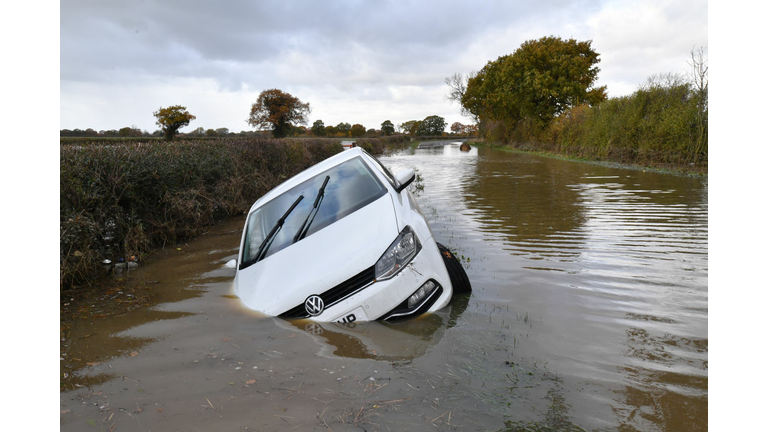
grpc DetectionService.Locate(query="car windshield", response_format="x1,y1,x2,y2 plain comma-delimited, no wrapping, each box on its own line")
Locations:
242,156,387,265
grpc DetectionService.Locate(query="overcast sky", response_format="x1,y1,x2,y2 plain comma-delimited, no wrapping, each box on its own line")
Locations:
60,0,707,133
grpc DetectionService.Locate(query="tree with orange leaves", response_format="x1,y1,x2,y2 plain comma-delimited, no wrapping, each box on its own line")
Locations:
247,89,311,138
153,105,196,140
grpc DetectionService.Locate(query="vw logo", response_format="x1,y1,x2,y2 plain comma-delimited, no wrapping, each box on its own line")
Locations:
304,322,324,335
304,295,325,316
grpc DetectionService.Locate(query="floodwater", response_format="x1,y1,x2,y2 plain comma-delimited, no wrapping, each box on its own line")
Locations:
60,144,708,431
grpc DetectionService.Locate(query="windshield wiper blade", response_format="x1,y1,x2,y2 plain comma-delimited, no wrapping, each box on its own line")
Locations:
253,194,304,263
293,175,330,243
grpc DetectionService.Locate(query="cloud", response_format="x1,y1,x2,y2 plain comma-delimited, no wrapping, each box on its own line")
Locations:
60,0,707,131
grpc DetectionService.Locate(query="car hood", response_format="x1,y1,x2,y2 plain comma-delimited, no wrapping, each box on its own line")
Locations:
236,194,399,315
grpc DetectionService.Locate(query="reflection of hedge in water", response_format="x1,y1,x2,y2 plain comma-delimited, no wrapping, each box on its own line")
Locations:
60,138,342,289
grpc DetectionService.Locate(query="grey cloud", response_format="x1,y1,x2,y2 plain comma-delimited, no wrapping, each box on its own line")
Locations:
61,0,594,88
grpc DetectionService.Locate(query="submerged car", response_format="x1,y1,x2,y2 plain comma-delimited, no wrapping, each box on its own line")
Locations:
229,147,470,322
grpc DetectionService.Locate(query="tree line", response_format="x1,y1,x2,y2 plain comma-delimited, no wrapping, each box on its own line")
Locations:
63,88,471,141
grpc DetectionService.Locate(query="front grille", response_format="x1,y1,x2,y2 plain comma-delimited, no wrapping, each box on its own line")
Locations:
279,265,376,319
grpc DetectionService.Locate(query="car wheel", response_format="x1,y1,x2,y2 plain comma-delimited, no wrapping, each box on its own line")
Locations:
436,243,472,294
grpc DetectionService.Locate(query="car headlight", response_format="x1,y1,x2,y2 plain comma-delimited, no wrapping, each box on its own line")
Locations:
375,226,421,280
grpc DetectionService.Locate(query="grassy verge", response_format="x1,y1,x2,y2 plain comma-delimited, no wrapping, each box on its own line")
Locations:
469,140,707,176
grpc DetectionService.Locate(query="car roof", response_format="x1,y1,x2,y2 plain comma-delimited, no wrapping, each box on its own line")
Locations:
247,147,369,214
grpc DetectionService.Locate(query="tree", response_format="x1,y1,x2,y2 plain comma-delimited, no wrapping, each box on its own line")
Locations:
418,115,446,136
153,105,196,140
687,46,708,164
445,72,477,120
215,127,230,136
462,36,607,128
311,119,326,136
350,123,366,137
189,126,206,137
335,122,352,136
381,120,395,136
247,89,311,138
400,120,421,135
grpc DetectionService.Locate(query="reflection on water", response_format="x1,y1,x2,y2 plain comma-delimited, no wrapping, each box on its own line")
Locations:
383,144,708,430
282,294,470,362
60,144,707,431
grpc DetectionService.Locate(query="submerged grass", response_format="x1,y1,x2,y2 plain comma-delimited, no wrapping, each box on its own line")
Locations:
470,140,707,176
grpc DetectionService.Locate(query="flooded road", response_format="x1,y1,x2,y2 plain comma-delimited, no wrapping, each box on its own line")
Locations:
60,144,708,431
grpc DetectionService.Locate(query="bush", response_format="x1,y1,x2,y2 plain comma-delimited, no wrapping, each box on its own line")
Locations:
60,138,343,289
480,78,707,167
352,135,411,155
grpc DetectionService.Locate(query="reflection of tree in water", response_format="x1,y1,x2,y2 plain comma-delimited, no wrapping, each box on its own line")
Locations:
462,149,587,259
613,315,708,431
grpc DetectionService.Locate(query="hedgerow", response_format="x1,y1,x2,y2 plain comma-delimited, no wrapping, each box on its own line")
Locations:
60,138,342,288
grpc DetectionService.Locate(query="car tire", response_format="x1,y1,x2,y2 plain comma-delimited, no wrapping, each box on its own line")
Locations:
436,243,472,294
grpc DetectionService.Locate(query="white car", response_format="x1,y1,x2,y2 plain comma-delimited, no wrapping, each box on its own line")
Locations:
229,147,470,323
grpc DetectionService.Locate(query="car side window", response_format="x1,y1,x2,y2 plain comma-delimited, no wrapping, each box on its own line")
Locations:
362,150,396,188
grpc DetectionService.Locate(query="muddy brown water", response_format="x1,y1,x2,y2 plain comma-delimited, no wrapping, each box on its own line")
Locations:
60,145,708,431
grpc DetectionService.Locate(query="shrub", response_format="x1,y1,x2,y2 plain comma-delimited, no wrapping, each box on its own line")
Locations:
60,138,343,289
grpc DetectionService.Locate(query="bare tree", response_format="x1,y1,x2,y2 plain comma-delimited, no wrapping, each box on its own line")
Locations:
688,46,708,95
444,71,477,120
687,46,708,164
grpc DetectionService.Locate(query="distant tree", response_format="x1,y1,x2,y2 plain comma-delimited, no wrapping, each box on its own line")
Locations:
152,130,163,137
450,122,464,134
118,126,142,137
418,115,446,136
381,120,395,136
247,89,311,138
311,119,326,136
400,120,421,135
215,127,230,136
325,125,337,136
335,122,352,136
350,123,366,137
462,36,606,128
189,127,205,137
366,128,378,137
206,128,217,137
153,105,196,140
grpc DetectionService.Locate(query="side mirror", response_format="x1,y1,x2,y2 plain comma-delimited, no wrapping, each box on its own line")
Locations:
224,259,237,269
395,168,415,193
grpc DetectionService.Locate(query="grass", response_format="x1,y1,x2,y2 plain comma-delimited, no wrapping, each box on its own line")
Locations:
470,140,707,177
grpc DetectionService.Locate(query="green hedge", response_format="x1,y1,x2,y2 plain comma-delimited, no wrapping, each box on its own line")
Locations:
349,135,411,154
480,80,708,167
60,138,342,288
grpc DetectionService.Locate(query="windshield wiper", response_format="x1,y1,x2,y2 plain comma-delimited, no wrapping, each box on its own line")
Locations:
252,194,304,264
293,175,330,243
